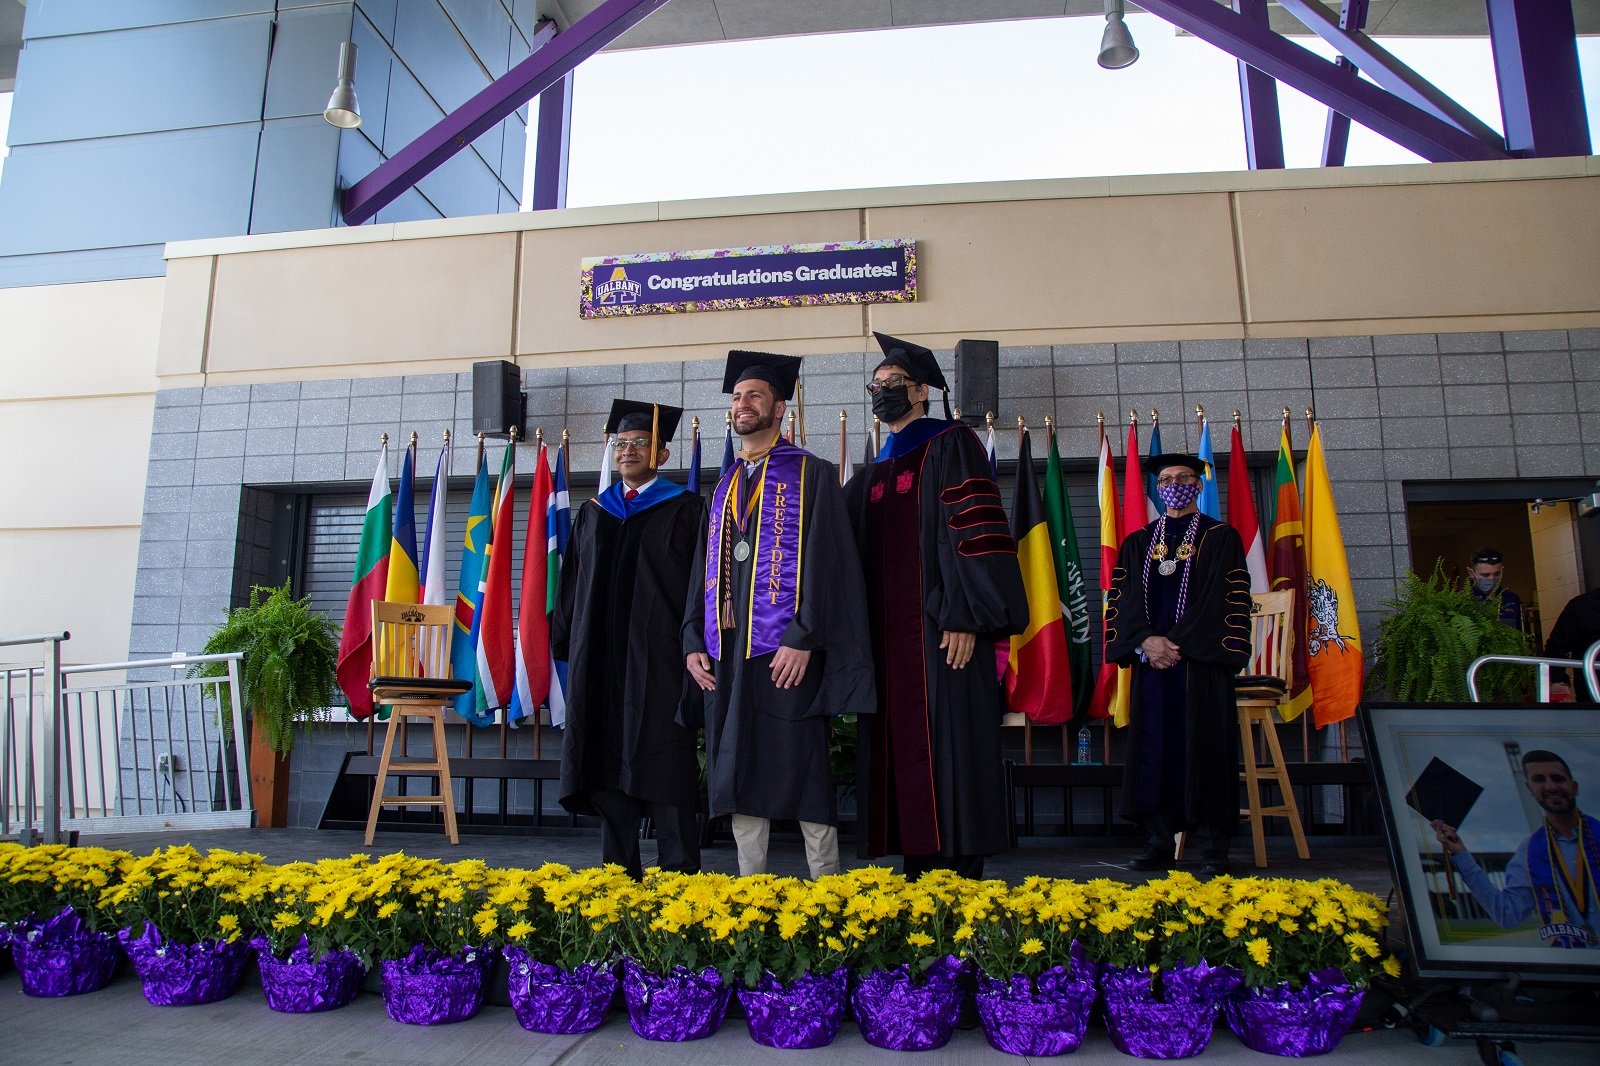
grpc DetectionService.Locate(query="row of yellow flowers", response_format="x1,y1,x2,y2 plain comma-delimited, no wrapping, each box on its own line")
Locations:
0,843,1399,990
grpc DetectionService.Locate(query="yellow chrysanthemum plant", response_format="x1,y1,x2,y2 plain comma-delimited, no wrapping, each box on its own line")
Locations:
612,868,742,981
717,872,857,989
959,875,1097,982
103,845,264,946
828,867,967,982
233,854,393,965
1216,877,1401,991
351,853,493,963
485,862,634,972
0,841,132,936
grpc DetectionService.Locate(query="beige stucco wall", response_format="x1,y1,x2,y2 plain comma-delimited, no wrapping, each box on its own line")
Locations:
158,156,1600,386
0,277,161,665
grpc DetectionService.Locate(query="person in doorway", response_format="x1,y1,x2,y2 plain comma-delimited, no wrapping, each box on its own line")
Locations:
1467,547,1524,629
843,332,1028,880
1432,750,1600,948
1547,586,1600,702
684,350,876,879
554,399,704,879
1105,453,1253,877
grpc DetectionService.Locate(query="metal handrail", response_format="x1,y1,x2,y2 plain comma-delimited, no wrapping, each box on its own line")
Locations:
1466,638,1600,702
1,630,68,842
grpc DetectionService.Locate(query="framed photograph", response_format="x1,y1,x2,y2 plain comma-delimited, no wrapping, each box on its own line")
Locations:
1362,702,1600,982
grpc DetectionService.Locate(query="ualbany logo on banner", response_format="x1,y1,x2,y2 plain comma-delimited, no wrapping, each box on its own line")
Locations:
595,266,641,306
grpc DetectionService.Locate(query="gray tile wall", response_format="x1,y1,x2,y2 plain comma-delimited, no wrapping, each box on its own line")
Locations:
126,328,1600,823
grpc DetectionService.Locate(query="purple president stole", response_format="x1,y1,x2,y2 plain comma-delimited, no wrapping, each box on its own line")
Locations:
704,439,808,660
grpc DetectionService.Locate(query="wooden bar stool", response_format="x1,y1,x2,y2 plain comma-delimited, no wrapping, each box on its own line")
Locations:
1233,590,1311,868
364,602,471,846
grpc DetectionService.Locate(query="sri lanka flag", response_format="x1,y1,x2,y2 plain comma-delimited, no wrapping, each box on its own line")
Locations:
1005,430,1072,723
336,441,392,719
451,451,492,724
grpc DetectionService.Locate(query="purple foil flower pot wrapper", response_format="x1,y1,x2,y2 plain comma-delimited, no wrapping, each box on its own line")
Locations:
621,958,731,1042
119,924,251,1006
12,909,121,997
380,946,488,1025
252,936,366,1014
1102,962,1241,1059
851,956,966,1052
504,949,618,1035
1224,971,1365,1057
737,969,849,1050
976,962,1099,1057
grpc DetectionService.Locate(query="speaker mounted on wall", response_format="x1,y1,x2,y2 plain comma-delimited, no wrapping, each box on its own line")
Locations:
472,360,524,439
952,339,999,429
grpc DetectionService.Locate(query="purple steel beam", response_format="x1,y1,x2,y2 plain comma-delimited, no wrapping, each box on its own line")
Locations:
1275,0,1499,144
1133,0,1507,162
1319,0,1369,168
1485,0,1591,157
1234,0,1283,170
531,70,574,210
342,0,671,225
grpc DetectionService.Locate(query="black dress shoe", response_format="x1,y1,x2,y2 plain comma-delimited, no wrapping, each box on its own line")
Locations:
1127,848,1176,871
1198,860,1232,877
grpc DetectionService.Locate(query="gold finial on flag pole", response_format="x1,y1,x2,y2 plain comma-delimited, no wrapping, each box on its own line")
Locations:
1150,408,1159,427
1195,405,1204,439
1305,406,1315,438
380,432,389,446
692,415,701,432
986,411,995,430
1016,413,1025,451
1044,413,1054,432
442,428,451,446
534,426,543,445
1281,406,1291,427
725,410,732,427
509,425,520,444
1232,409,1242,431
409,430,418,448
1129,409,1138,425
562,426,570,446
872,415,881,453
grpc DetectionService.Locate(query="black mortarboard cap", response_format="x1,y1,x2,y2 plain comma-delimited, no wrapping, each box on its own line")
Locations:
723,350,802,401
1144,453,1210,478
1404,756,1484,829
605,398,683,443
872,332,949,392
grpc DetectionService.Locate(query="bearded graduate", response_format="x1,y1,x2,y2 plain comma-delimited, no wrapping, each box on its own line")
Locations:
683,350,876,879
1105,453,1253,877
844,332,1028,879
554,399,705,879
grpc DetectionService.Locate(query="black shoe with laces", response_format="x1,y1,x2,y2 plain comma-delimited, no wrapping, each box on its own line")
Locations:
1127,847,1177,871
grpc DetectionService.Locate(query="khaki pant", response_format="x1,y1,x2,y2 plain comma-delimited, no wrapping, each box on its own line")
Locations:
731,813,841,879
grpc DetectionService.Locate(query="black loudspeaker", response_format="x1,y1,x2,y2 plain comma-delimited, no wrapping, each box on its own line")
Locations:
953,339,998,429
473,360,524,438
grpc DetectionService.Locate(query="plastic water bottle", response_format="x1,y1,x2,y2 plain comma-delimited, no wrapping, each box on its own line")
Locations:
1076,725,1092,766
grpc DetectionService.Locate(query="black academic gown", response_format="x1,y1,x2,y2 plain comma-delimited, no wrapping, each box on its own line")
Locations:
683,449,876,825
1104,512,1252,838
554,482,704,815
844,418,1029,861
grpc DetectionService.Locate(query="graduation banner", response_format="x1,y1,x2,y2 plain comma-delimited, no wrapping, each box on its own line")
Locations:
580,238,916,318
1302,422,1363,727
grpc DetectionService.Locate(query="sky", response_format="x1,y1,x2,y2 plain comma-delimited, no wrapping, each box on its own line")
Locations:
0,15,1595,206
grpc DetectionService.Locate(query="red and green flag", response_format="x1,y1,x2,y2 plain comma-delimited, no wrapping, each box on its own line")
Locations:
1006,430,1073,723
336,441,392,719
1269,421,1314,721
474,442,517,719
509,442,553,724
1045,429,1093,721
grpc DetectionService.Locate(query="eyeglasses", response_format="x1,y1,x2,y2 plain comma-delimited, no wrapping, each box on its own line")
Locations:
611,437,653,452
1156,474,1199,487
866,375,910,396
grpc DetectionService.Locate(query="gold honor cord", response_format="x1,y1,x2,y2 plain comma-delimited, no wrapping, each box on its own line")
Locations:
1547,818,1593,921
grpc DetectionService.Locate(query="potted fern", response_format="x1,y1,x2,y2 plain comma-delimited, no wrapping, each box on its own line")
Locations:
1369,564,1530,702
191,582,340,827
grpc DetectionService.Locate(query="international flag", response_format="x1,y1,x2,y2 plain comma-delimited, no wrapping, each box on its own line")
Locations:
383,441,419,605
1196,417,1221,519
474,443,517,718
1269,422,1313,721
419,440,450,605
720,421,735,478
1045,430,1093,721
597,433,613,495
1228,423,1270,592
1006,430,1072,723
1144,419,1164,522
1302,422,1363,727
546,442,573,727
1089,428,1131,726
509,443,553,724
336,441,392,719
687,421,703,495
1121,418,1147,539
451,450,492,723
984,422,998,478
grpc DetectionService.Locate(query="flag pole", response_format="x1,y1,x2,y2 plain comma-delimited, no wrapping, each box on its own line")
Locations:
1096,412,1111,757
1016,414,1033,765
872,415,881,456
838,409,847,485
1045,412,1071,764
1195,404,1204,443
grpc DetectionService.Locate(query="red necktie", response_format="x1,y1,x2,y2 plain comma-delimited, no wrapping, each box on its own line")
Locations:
625,489,638,500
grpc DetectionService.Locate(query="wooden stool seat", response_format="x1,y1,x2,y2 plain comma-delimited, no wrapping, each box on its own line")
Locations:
363,603,470,846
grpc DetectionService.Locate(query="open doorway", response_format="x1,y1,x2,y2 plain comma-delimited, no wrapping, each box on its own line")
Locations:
1404,478,1600,652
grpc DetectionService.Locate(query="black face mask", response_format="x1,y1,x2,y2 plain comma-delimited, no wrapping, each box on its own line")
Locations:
871,384,914,423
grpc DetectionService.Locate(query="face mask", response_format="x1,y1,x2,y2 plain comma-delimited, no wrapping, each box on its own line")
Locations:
1157,481,1202,512
871,384,914,423
1473,576,1499,593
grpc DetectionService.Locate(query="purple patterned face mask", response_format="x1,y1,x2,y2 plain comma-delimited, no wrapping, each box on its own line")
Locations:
1157,480,1202,512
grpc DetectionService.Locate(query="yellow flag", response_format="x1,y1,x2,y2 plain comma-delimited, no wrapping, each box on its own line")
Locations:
1302,423,1363,726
